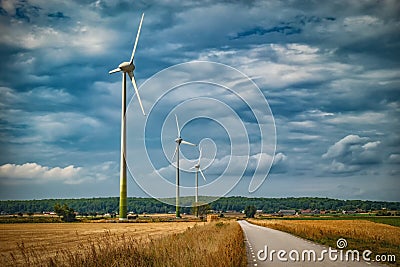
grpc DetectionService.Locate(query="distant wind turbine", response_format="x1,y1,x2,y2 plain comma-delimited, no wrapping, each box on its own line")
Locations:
108,13,145,220
172,115,196,218
190,147,207,217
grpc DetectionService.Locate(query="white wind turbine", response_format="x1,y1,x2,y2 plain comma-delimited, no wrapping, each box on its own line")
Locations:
190,147,207,217
172,115,196,218
109,13,145,220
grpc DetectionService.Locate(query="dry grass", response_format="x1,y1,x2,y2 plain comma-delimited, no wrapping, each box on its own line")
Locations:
248,218,400,265
0,222,197,265
1,221,246,267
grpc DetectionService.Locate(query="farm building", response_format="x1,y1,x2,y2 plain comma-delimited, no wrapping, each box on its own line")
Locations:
207,214,219,222
278,210,296,216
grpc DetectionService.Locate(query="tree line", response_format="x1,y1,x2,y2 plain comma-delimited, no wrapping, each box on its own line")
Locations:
0,196,399,215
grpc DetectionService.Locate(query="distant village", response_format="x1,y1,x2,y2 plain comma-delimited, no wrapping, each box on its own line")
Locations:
1,197,399,219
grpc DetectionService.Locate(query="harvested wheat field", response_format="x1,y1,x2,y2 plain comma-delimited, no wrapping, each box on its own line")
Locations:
1,221,246,267
0,222,198,265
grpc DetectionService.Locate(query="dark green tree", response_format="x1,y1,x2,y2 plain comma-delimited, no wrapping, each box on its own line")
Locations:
192,202,211,220
244,205,256,218
54,203,76,222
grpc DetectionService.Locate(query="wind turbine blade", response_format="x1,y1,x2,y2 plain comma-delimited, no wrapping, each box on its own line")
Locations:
109,68,121,74
197,147,202,165
181,140,196,146
129,72,146,116
189,166,196,170
199,169,207,181
175,114,181,137
172,147,178,161
130,13,144,64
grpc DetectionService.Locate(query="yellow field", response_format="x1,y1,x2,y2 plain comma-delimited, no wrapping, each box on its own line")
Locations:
248,219,400,266
0,221,246,266
0,222,198,265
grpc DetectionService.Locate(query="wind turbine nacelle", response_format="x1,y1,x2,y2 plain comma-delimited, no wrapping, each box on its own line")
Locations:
118,61,135,72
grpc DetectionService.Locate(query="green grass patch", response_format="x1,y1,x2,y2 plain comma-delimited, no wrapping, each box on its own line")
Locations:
362,217,400,227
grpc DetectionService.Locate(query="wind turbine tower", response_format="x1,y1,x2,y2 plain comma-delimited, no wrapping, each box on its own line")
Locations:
109,13,146,220
191,147,207,217
173,115,196,218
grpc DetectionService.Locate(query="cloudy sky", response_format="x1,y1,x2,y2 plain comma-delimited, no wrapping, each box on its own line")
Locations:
0,0,399,202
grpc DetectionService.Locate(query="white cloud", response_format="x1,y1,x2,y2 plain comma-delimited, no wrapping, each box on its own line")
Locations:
273,152,287,165
362,141,380,150
0,162,82,184
197,43,356,90
1,108,102,145
325,160,361,174
0,0,17,16
322,135,383,174
306,109,334,117
0,161,117,185
0,4,115,56
322,134,368,159
343,15,382,35
326,112,387,125
30,112,102,142
0,86,74,106
388,154,400,164
288,133,322,141
289,120,317,128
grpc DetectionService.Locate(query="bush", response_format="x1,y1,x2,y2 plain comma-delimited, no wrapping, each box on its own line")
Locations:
54,204,76,222
244,205,256,218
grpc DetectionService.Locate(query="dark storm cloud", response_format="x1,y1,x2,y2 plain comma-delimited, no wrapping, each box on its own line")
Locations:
232,15,339,39
47,11,69,19
4,0,41,22
0,0,399,200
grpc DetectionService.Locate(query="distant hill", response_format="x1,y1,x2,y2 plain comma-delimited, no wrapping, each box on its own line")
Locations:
0,196,399,215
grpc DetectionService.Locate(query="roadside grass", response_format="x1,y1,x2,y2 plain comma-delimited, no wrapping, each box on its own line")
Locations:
3,221,246,267
256,215,400,227
0,216,62,223
248,218,399,266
